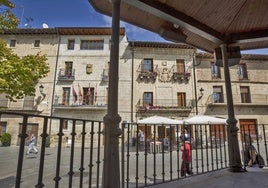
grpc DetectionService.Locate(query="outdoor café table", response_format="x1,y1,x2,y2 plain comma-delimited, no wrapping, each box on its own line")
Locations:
150,141,162,153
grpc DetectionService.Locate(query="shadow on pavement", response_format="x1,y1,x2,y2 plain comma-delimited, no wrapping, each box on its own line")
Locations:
0,176,15,188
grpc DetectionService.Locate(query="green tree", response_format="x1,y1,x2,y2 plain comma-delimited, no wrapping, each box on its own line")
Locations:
0,0,18,30
0,1,50,101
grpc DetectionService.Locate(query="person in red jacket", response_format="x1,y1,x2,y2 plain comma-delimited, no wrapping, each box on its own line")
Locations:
180,134,193,176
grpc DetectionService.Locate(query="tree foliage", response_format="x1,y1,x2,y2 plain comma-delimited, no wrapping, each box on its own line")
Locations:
0,40,50,101
0,1,50,101
0,0,18,31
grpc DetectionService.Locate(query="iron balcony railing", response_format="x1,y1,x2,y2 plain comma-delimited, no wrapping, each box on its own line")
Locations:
206,94,268,106
1,111,267,187
0,99,37,111
172,72,191,81
58,68,75,81
53,95,107,108
136,99,193,112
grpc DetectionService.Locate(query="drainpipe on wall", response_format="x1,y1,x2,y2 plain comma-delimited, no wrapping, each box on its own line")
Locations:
193,55,198,115
49,31,61,137
131,41,134,123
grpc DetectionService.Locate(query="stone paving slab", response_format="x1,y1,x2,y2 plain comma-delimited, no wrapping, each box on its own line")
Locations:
150,167,268,188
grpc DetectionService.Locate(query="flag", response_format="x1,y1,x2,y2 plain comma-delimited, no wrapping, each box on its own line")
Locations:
72,85,77,103
78,83,83,104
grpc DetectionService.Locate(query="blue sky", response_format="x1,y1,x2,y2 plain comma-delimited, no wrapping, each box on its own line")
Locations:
10,0,268,54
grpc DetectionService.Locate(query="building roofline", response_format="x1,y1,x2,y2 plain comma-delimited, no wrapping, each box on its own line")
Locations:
129,41,195,49
196,52,268,61
2,27,126,35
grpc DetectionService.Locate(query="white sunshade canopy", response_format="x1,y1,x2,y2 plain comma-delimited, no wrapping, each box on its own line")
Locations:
183,115,227,125
137,115,183,125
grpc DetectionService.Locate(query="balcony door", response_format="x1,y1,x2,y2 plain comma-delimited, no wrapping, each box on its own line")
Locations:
176,59,185,73
62,87,70,106
239,119,257,140
143,92,153,107
65,62,73,77
177,92,186,107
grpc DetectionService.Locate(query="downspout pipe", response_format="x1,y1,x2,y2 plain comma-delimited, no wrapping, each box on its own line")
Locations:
49,30,61,137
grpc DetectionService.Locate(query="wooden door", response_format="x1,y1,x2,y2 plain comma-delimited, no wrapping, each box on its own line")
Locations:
210,124,226,141
239,119,257,140
18,123,38,146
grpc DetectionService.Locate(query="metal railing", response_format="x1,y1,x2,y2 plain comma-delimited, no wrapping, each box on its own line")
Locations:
0,111,104,188
58,69,75,81
53,95,107,108
136,99,193,112
121,122,268,187
1,111,267,187
206,94,268,105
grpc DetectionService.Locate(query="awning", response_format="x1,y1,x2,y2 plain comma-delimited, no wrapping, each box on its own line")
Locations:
183,115,227,125
137,115,183,125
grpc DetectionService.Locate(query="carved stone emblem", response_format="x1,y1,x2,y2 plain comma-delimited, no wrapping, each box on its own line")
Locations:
158,67,172,82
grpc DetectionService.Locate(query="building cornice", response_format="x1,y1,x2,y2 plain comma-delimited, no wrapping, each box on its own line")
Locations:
2,27,126,36
129,41,195,49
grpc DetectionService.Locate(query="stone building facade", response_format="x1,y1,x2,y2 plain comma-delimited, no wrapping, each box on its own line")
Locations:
0,27,268,145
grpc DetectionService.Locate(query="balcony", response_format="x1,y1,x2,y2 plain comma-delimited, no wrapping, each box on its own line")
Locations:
58,68,75,81
172,72,191,81
136,99,192,114
0,98,38,112
53,95,107,110
206,94,268,107
138,71,157,81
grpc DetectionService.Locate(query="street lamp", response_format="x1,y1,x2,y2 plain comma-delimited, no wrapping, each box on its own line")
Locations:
39,84,46,99
200,88,204,96
39,84,44,93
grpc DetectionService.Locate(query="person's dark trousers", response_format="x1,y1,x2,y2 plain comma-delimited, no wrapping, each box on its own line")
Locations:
181,161,193,176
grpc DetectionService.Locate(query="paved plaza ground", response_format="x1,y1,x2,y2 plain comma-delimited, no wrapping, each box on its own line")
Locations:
0,146,268,188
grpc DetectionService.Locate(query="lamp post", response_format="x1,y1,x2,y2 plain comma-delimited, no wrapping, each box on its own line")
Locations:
193,56,202,115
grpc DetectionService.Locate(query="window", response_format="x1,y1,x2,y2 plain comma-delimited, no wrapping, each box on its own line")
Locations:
67,39,75,50
142,59,153,72
211,62,221,78
0,94,8,108
23,96,35,110
213,86,224,103
10,39,16,47
63,119,68,129
177,92,186,107
62,87,70,106
143,92,153,106
0,122,7,135
176,59,185,73
240,86,251,103
109,39,111,50
34,40,40,47
238,64,248,79
83,87,94,105
65,62,73,77
80,40,104,50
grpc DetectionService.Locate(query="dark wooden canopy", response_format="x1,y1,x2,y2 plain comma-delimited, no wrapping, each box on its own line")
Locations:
89,0,268,53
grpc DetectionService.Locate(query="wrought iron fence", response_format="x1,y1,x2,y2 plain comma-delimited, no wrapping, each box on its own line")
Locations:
0,111,267,188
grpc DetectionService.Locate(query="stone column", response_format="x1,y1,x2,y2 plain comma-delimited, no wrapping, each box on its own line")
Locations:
220,44,244,172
